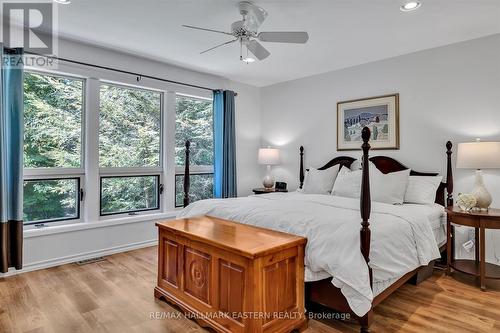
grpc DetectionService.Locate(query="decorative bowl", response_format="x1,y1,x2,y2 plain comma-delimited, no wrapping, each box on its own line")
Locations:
457,193,477,212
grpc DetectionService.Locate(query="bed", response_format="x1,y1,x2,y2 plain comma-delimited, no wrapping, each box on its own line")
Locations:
178,128,454,332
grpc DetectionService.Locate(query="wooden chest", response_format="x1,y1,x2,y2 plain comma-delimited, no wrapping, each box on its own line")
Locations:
155,215,307,333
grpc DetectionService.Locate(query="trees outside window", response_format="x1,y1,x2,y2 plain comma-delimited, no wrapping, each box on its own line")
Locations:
99,84,162,215
175,95,214,207
23,71,84,224
23,70,214,223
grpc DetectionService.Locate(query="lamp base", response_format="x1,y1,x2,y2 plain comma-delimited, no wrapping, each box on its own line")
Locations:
263,165,274,189
263,175,274,189
472,170,492,211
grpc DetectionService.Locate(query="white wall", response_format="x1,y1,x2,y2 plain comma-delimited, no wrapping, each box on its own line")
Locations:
261,34,500,263
3,37,262,276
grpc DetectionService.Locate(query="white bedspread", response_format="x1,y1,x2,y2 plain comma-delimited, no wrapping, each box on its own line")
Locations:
177,192,441,317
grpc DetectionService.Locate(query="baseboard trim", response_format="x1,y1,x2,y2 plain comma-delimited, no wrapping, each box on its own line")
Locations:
0,239,158,277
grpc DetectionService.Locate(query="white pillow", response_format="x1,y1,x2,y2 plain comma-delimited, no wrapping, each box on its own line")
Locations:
370,165,410,205
302,165,340,194
332,167,362,198
332,164,410,204
404,175,443,205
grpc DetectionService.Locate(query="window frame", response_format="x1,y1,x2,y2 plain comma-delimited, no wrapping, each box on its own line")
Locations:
22,176,82,225
23,69,86,225
99,174,162,216
174,93,215,207
98,82,165,218
23,61,216,227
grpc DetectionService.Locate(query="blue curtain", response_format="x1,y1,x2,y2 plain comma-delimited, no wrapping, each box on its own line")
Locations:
213,90,237,198
0,46,24,273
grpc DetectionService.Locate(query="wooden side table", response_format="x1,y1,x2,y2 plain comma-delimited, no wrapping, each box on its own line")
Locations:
252,188,288,195
446,206,500,290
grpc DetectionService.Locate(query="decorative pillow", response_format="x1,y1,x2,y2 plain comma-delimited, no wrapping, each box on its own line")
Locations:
332,164,410,204
404,175,443,205
331,167,362,198
302,165,340,195
370,165,410,205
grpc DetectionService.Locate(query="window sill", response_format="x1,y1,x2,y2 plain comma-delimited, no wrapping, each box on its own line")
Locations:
23,210,180,239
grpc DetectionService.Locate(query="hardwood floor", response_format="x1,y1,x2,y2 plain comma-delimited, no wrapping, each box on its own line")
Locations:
0,246,499,333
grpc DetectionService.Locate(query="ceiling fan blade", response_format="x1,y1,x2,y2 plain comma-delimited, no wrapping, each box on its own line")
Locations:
246,40,270,60
200,39,238,54
182,25,233,36
258,32,309,44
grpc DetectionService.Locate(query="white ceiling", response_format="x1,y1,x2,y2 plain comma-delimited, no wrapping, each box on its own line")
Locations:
54,0,500,87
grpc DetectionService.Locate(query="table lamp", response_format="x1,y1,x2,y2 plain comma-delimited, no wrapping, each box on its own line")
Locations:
457,139,500,210
258,147,280,189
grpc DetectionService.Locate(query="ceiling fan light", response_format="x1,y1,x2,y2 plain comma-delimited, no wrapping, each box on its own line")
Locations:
400,1,421,12
242,57,255,63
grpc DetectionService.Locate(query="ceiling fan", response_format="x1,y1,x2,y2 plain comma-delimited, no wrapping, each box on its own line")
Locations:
182,1,309,63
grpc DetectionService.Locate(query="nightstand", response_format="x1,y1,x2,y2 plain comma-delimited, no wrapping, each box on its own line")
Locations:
252,188,288,195
446,206,500,290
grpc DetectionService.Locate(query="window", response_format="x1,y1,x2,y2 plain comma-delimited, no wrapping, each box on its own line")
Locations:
22,66,216,224
100,175,160,215
23,71,84,224
175,94,214,207
99,83,163,215
23,178,80,224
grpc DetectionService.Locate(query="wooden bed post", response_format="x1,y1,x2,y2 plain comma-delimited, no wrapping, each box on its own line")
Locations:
299,146,305,189
183,140,190,208
360,127,372,333
446,141,454,207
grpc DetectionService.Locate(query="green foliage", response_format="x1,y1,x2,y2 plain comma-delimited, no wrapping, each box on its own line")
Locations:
175,174,214,207
382,124,388,133
99,84,161,167
175,96,214,205
101,176,158,214
373,125,378,140
24,72,83,168
23,73,215,222
23,179,78,222
23,72,82,222
175,96,213,166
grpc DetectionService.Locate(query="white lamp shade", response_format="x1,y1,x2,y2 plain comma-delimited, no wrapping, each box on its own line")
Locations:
457,141,500,169
258,148,280,165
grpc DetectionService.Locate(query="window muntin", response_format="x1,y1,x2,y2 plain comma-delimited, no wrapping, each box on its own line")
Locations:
24,71,84,169
23,178,80,224
100,175,160,215
99,83,162,168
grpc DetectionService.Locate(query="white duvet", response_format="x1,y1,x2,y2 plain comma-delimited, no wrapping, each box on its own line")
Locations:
177,192,441,317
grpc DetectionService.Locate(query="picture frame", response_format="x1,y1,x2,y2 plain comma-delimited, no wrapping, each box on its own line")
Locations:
337,93,400,151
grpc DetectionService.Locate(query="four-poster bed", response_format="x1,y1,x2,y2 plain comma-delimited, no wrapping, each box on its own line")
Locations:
297,131,453,331
166,127,454,332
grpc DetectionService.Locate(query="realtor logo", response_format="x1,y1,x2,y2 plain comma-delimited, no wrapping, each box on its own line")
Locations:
3,2,54,54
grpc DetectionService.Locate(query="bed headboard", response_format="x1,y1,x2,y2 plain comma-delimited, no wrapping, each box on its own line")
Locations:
299,142,454,206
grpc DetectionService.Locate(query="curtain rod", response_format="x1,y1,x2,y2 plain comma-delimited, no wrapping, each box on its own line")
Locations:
22,50,237,96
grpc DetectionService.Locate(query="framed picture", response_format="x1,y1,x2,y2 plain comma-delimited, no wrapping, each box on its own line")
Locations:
337,93,400,151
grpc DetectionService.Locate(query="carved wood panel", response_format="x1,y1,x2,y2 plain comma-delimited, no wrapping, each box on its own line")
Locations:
219,260,245,322
263,257,296,324
162,239,179,287
184,247,211,305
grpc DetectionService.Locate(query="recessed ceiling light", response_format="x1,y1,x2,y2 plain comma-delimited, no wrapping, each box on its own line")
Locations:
242,57,255,64
400,1,421,12
54,0,71,4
